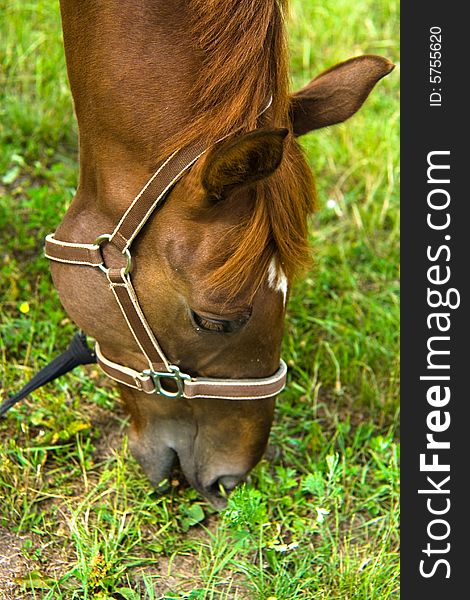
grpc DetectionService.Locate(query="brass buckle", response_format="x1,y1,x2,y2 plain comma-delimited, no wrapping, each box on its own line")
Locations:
95,234,132,275
142,365,191,398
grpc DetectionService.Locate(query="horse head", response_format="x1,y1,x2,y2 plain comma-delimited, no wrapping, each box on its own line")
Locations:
51,0,393,507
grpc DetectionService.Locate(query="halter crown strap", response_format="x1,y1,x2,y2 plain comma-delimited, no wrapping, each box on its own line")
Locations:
109,143,207,253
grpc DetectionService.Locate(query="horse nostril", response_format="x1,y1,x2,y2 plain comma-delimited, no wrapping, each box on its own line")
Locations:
209,474,242,496
219,475,241,491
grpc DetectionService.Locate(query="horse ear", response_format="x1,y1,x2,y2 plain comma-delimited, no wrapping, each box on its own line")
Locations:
202,128,288,201
290,55,395,136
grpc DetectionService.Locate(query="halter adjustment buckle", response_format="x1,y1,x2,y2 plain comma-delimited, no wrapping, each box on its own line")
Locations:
142,365,191,398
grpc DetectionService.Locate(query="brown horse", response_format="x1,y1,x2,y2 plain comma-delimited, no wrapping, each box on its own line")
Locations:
49,0,393,507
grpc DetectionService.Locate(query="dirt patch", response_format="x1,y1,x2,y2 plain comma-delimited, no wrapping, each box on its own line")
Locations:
148,555,251,599
0,526,31,600
87,397,128,461
150,552,203,596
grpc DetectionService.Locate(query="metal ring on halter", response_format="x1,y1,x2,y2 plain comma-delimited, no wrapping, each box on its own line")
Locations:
142,365,191,398
94,234,133,275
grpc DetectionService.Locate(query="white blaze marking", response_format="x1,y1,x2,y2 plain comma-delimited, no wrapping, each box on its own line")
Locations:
268,257,288,305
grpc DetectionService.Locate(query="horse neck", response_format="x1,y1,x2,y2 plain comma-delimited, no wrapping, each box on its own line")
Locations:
59,0,202,212
59,0,289,220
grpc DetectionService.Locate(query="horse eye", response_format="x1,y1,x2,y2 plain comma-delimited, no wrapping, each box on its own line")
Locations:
191,311,248,333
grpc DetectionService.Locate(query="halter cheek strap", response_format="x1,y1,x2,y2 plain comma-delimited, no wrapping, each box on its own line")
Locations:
45,107,288,401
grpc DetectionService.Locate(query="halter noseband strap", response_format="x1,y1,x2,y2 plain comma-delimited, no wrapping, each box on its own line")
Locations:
45,110,288,401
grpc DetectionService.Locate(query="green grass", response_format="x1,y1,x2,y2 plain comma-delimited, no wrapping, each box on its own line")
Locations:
0,0,399,598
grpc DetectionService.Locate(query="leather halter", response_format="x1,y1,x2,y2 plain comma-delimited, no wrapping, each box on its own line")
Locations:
45,119,288,401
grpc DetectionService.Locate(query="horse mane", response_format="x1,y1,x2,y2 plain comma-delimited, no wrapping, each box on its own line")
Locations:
169,0,316,296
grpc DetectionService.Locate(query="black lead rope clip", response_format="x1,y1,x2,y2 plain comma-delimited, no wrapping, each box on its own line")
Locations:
0,331,97,418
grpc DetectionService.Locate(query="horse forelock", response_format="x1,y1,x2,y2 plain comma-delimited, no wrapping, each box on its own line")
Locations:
165,0,315,298
205,140,316,300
